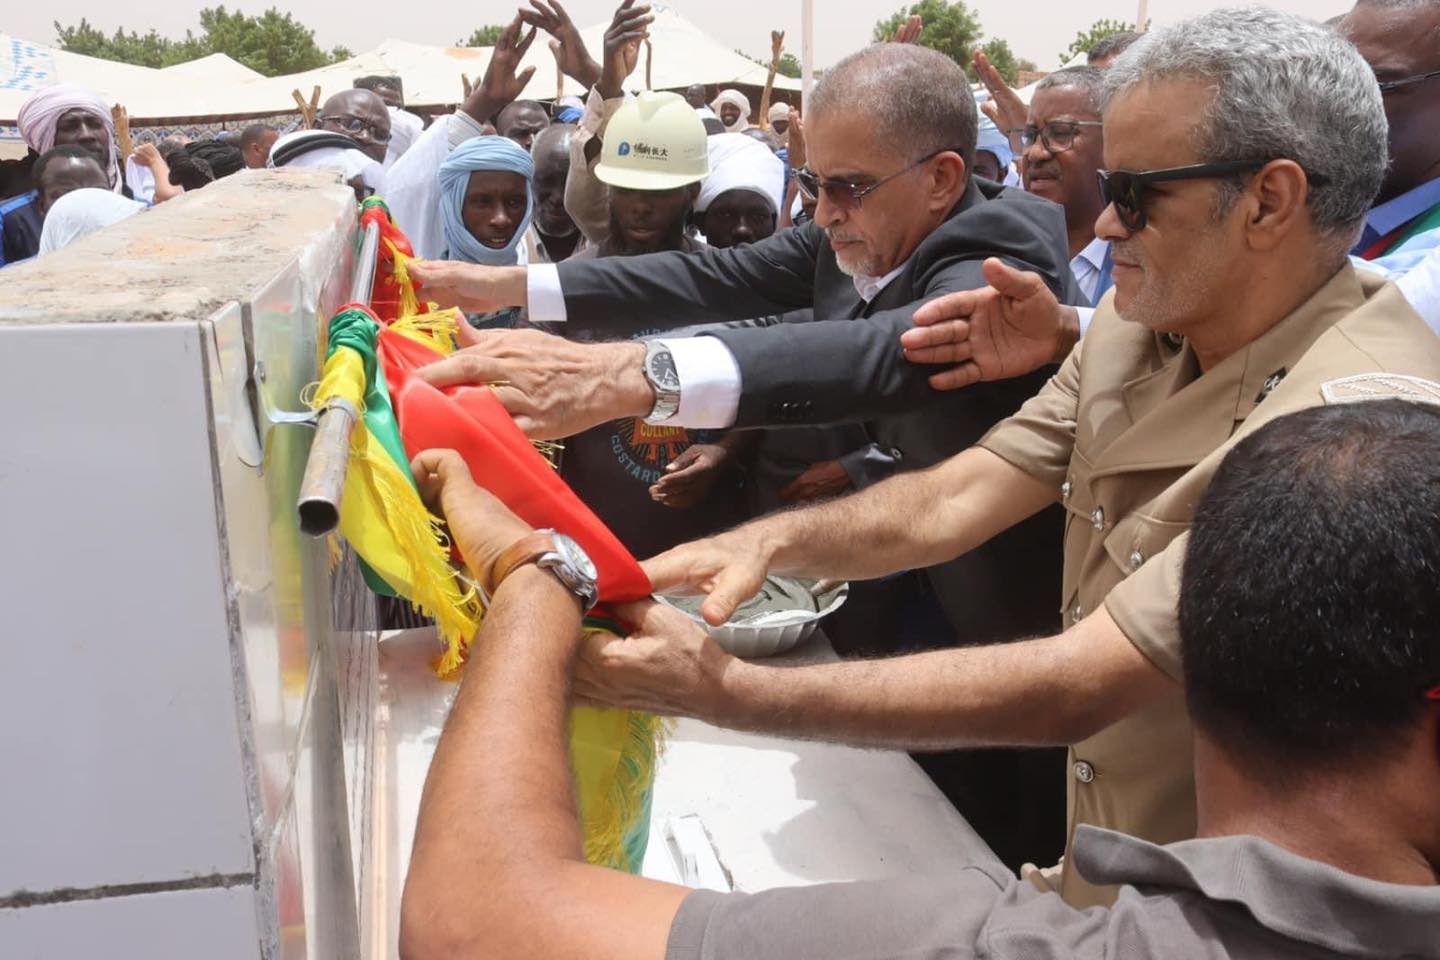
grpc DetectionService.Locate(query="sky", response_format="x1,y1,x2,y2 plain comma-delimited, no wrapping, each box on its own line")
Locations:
14,0,1353,73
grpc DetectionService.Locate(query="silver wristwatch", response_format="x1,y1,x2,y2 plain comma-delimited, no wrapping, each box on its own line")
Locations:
642,340,682,423
534,530,600,613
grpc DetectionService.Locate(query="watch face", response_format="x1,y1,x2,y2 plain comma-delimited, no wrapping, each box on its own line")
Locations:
648,348,681,391
555,534,599,580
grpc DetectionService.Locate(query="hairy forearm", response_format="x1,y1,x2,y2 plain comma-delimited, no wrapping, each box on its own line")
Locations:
715,609,1176,749
402,568,583,947
756,447,1055,583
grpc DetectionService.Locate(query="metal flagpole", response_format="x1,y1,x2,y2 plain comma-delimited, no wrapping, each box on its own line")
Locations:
1136,0,1150,29
801,0,814,111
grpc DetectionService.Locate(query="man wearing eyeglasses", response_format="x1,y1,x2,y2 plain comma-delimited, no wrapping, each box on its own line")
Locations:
1339,0,1440,326
316,89,393,166
411,40,1079,869
522,8,1440,910
1020,66,1111,329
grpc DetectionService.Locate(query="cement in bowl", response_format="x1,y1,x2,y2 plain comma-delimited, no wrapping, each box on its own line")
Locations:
654,576,849,658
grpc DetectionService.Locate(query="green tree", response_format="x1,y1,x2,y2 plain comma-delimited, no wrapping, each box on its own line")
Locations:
872,0,983,74
776,52,802,79
458,24,505,47
54,8,350,77
1059,18,1139,65
978,37,1019,85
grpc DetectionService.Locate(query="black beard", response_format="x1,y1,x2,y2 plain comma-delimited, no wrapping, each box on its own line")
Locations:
607,212,688,256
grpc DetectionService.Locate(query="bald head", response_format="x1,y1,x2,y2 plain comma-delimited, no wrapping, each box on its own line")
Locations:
497,101,548,153
319,89,391,163
531,123,578,239
808,43,978,170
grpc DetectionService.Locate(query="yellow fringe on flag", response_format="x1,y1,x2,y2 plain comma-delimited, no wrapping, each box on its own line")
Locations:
310,346,483,663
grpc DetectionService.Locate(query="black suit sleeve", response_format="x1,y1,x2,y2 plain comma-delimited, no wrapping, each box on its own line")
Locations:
707,192,1079,428
554,223,824,332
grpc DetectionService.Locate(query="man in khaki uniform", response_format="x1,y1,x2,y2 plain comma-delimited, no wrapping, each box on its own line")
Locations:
495,8,1440,907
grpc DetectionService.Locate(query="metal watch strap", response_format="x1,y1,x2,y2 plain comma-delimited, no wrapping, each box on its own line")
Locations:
643,340,681,422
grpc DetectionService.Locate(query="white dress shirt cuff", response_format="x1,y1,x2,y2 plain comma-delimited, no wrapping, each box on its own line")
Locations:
651,336,742,429
527,263,568,323
1075,306,1096,338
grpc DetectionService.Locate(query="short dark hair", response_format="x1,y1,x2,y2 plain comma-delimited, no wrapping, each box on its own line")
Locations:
168,150,216,190
497,100,547,127
240,124,277,148
809,43,978,172
33,144,103,188
1087,31,1142,63
1180,400,1440,785
1034,66,1107,115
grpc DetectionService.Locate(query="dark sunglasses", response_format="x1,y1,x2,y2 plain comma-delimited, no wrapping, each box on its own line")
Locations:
1377,68,1440,94
1096,160,1266,232
796,148,956,211
1020,120,1103,154
319,114,392,144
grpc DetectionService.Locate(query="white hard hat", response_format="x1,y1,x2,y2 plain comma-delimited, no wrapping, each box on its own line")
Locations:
595,91,708,191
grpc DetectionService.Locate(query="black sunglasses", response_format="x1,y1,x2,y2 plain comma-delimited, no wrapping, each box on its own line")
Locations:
1377,68,1440,94
1096,160,1266,232
796,148,956,211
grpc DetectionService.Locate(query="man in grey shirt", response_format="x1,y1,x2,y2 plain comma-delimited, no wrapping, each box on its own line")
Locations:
398,392,1440,958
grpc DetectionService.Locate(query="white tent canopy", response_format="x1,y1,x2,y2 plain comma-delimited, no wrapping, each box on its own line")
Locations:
2,4,802,125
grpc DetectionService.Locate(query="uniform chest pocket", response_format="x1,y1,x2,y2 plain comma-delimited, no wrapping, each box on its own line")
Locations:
1104,512,1192,576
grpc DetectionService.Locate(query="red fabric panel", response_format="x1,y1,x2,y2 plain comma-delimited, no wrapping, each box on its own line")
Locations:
378,326,652,602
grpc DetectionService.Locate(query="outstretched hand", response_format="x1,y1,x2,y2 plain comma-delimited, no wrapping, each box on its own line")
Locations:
466,14,539,122
972,50,1027,153
414,327,655,440
892,15,924,44
641,528,773,627
523,0,602,88
598,0,655,98
410,449,533,585
899,258,1072,391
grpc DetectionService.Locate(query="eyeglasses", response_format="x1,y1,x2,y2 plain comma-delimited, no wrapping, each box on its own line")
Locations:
795,148,955,211
318,114,392,144
1096,161,1268,232
1377,68,1440,94
1020,120,1103,154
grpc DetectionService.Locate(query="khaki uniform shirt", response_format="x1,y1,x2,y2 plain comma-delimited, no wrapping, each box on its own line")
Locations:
978,265,1440,907
564,87,625,248
666,825,1440,960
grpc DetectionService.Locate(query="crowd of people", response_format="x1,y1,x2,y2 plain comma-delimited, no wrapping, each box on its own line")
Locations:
4,0,1440,955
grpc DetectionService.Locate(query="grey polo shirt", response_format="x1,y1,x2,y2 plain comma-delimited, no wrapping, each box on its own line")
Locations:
666,825,1440,959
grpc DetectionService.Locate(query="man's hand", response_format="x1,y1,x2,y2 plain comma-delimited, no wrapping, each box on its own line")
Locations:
972,50,1027,155
778,459,851,504
415,327,655,439
597,0,654,99
407,260,528,314
411,449,534,585
573,599,739,720
649,443,731,509
464,14,539,123
642,528,774,626
899,258,1075,391
769,30,786,66
522,0,602,88
892,14,924,44
786,107,806,169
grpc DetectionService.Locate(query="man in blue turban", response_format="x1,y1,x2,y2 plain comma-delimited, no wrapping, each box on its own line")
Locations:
438,136,536,329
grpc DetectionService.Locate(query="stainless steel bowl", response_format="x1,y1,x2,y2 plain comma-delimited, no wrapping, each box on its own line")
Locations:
654,576,849,658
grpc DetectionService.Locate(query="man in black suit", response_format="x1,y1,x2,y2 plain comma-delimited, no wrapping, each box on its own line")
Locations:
411,41,1080,868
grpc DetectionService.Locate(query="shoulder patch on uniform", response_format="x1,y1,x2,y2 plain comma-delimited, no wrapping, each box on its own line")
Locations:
1320,373,1440,406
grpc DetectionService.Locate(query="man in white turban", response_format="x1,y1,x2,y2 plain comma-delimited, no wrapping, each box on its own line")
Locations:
710,89,753,132
3,84,122,265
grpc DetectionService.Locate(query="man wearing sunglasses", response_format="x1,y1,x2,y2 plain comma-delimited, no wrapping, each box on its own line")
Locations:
317,89,393,166
1339,0,1440,326
410,41,1078,868
550,7,1440,909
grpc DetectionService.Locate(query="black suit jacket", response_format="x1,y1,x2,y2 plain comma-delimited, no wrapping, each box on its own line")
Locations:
555,179,1076,642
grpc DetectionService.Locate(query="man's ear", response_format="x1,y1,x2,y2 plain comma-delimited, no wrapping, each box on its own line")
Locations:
1244,159,1309,252
931,152,968,209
